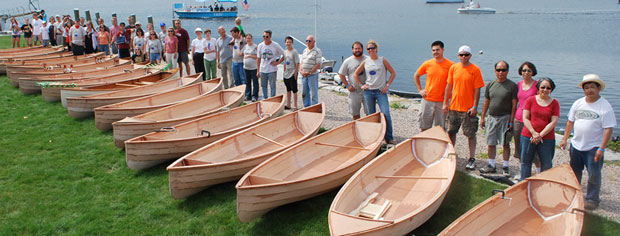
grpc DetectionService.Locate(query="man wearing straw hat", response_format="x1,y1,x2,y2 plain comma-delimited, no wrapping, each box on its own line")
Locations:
560,74,617,210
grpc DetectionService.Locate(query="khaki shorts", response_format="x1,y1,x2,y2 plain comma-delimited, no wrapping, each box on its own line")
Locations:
348,90,366,116
419,99,445,130
485,114,512,146
447,110,479,138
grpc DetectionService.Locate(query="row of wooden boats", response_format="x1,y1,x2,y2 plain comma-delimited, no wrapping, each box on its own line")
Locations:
2,46,586,235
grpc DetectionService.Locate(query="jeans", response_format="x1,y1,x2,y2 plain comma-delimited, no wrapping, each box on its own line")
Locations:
363,89,394,141
302,73,319,107
570,146,603,203
245,69,259,100
232,62,246,86
98,44,110,55
111,42,118,54
520,135,555,181
204,59,217,80
260,72,277,99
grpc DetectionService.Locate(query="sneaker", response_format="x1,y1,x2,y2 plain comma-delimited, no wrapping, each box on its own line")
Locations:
480,164,496,173
502,166,510,176
512,174,521,181
585,201,599,210
465,158,476,170
386,140,396,145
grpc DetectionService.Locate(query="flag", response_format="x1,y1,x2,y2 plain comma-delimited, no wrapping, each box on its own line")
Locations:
242,0,250,10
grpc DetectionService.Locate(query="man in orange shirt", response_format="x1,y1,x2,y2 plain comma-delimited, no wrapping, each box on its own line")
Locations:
414,41,454,131
443,45,485,170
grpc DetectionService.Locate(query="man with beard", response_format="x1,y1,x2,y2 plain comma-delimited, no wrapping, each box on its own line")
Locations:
338,41,368,120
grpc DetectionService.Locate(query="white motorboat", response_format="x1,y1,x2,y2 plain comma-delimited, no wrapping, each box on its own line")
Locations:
458,7,496,14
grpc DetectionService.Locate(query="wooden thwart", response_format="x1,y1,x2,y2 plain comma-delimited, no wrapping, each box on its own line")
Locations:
253,133,285,147
376,175,448,180
315,142,369,150
349,192,392,220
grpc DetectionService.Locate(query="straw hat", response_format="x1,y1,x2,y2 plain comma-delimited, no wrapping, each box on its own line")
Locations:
578,74,605,90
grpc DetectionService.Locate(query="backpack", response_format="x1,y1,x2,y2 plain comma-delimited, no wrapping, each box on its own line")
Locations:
116,34,127,44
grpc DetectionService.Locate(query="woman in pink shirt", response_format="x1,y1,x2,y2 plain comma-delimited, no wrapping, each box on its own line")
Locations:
513,62,541,179
97,26,111,55
164,27,178,69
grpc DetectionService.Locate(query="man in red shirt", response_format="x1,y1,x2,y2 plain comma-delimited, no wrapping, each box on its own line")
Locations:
174,20,191,77
116,22,132,59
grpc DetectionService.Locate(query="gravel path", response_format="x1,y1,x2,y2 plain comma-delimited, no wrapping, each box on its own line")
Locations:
269,79,620,222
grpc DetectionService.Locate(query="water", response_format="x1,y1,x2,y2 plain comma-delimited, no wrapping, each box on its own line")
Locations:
6,0,620,133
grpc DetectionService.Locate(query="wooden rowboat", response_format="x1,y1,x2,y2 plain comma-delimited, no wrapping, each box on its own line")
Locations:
235,112,386,222
112,85,245,148
93,79,222,131
8,58,124,87
167,103,325,199
6,52,106,74
125,95,285,170
1,52,75,74
438,163,584,236
19,64,135,95
329,126,457,235
65,71,195,119
0,47,63,59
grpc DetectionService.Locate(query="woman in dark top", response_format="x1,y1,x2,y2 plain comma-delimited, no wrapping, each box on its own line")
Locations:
84,21,96,54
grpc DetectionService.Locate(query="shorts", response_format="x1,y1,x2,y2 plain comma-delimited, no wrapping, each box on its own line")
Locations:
419,99,445,130
12,35,20,38
33,34,42,42
177,51,189,63
283,75,298,93
348,90,365,117
24,33,32,38
447,110,479,138
485,114,512,146
150,53,161,62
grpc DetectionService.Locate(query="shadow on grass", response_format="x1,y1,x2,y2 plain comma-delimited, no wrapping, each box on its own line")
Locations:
176,182,238,214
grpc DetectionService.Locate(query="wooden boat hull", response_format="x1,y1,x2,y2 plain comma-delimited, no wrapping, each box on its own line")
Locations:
125,95,285,170
329,126,457,235
235,112,386,222
8,58,122,87
166,103,325,199
93,79,222,131
18,63,134,95
1,52,75,74
112,85,245,148
438,164,584,236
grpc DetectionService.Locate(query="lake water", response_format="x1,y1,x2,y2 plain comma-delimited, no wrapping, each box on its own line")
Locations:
6,0,620,133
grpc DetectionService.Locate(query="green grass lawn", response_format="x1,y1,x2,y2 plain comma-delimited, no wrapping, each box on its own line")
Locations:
2,36,619,235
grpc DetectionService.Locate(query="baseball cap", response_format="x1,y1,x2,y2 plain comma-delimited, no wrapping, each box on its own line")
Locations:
160,22,166,27
458,45,472,54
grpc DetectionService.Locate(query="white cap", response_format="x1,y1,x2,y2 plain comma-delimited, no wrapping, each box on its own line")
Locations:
578,74,606,90
458,45,472,54
135,21,141,25
42,21,47,24
195,27,203,32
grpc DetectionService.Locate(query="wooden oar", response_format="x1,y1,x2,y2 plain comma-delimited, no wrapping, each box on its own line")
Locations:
253,133,286,147
315,142,369,150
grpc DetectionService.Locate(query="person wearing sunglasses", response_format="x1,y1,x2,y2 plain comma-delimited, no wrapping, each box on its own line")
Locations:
353,40,396,144
256,29,285,99
479,61,518,176
512,61,542,180
300,35,323,107
443,45,485,170
560,74,616,210
520,77,560,181
414,40,454,132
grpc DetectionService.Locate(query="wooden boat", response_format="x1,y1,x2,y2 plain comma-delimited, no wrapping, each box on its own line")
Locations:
112,85,245,148
0,45,44,53
328,126,457,236
167,103,325,199
126,95,285,170
438,163,584,236
93,79,222,131
8,58,125,87
235,112,386,222
65,71,195,119
39,66,160,103
0,47,63,59
0,52,75,74
19,63,135,95
5,53,106,76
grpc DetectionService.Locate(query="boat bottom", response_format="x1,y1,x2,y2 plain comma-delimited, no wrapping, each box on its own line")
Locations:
67,109,94,119
126,158,167,171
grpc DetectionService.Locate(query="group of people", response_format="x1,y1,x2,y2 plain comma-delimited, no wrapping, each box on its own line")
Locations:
413,41,616,210
9,10,59,48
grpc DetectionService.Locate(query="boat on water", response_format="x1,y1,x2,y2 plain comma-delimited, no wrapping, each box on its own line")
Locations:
173,0,239,19
438,164,584,236
458,1,495,14
329,126,456,235
427,0,464,3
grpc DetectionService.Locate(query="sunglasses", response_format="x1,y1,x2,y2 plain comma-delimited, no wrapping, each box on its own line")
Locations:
495,68,507,72
367,47,377,50
540,86,552,90
262,35,270,38
459,53,471,57
306,40,313,42
521,69,532,73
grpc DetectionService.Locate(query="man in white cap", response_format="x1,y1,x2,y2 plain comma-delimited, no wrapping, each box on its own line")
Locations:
443,45,485,170
560,74,616,210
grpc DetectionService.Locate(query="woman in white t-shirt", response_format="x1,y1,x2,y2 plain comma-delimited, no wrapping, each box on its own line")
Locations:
132,28,147,62
202,29,218,80
242,34,259,101
191,28,206,80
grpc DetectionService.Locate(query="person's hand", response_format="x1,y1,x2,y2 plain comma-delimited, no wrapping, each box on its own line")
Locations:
380,86,389,94
468,107,477,116
269,60,279,66
560,140,567,150
420,89,427,98
480,119,486,128
595,149,604,162
361,84,370,90
174,54,177,59
346,85,355,92
442,104,449,114
256,72,260,78
217,63,221,69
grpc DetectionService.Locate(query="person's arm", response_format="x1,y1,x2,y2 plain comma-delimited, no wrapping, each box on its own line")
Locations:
443,84,452,114
522,109,542,144
596,128,614,162
191,43,196,65
353,61,366,89
294,62,300,80
468,87,480,116
509,98,517,129
539,115,559,141
256,46,261,78
480,98,490,128
560,121,574,150
381,57,396,94
413,71,426,97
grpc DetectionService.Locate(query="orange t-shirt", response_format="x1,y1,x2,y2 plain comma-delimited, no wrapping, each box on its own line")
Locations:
97,31,110,45
447,63,485,112
416,58,454,102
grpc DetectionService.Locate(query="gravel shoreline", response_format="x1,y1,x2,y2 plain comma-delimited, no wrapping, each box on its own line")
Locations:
270,78,620,222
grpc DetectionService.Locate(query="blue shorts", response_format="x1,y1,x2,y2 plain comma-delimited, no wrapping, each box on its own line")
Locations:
150,53,161,62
